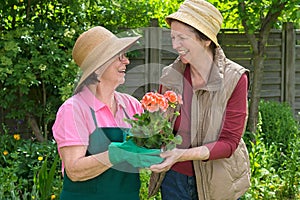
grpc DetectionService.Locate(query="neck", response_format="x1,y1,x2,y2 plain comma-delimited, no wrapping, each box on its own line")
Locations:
190,66,205,90
88,83,116,112
190,52,214,90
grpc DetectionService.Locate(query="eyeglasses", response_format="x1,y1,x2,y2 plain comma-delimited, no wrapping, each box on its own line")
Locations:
118,52,128,62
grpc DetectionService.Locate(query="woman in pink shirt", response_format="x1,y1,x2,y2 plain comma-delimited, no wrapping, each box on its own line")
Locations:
52,26,163,200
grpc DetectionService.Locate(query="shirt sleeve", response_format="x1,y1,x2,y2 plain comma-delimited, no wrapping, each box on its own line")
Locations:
52,100,90,149
204,73,248,160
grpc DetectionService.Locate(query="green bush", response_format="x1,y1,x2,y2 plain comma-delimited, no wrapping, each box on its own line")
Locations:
259,100,299,147
244,100,300,199
0,125,62,199
140,169,162,200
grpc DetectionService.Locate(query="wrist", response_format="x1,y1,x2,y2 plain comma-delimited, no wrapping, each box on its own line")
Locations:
199,146,210,160
181,146,210,161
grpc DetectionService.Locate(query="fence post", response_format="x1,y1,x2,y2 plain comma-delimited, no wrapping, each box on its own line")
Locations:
147,18,161,92
283,22,295,112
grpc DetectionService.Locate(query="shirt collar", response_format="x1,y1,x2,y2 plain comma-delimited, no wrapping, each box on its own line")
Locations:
79,86,126,111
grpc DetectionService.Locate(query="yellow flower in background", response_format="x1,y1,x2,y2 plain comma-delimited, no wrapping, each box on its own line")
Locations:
51,194,56,199
3,150,9,156
13,134,21,140
38,156,43,161
269,185,275,189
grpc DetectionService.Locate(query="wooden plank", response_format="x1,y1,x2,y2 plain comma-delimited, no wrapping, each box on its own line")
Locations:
262,96,282,102
126,66,145,73
264,59,282,66
262,77,282,84
263,71,282,77
260,89,281,97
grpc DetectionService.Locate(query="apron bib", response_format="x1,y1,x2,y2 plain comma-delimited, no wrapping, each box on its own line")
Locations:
60,108,140,200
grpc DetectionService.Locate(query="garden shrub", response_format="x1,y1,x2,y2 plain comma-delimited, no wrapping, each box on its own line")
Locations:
140,169,162,200
244,100,300,199
258,100,299,147
0,125,62,199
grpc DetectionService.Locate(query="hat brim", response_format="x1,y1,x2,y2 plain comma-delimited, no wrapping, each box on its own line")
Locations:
166,13,219,47
75,35,141,91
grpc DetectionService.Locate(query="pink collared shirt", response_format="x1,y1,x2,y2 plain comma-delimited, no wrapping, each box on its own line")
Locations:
52,86,143,150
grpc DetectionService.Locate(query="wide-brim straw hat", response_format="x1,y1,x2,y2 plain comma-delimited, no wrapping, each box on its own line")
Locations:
165,0,223,46
72,26,141,91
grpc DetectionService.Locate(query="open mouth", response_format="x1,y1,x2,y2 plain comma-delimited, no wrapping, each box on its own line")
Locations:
118,69,126,74
178,49,189,56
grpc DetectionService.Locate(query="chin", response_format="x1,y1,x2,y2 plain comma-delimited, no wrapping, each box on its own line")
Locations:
180,57,189,64
119,79,125,85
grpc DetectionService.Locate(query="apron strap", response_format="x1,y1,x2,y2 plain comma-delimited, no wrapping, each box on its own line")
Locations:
90,107,98,128
122,107,131,120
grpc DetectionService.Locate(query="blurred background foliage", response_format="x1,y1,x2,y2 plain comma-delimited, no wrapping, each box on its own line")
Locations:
1,0,299,140
0,0,299,199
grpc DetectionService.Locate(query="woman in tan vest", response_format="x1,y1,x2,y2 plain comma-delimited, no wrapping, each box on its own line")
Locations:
148,0,251,199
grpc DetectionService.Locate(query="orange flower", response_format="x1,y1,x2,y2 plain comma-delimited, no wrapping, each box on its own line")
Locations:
155,93,168,112
164,90,178,103
141,92,170,112
125,90,183,150
141,92,153,107
141,92,159,112
146,103,159,113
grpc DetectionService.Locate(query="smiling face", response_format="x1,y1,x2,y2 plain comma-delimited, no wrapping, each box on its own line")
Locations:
170,20,212,65
96,52,129,87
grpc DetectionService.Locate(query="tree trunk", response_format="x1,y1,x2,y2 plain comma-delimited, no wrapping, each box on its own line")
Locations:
248,53,265,133
26,114,45,142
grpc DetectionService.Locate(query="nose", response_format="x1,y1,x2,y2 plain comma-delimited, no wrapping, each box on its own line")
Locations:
122,57,130,65
172,37,181,50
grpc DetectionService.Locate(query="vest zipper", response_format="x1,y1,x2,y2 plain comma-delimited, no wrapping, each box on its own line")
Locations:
196,91,209,200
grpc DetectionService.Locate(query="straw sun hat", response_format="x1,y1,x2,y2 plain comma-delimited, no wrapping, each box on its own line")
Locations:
72,26,141,91
165,0,223,46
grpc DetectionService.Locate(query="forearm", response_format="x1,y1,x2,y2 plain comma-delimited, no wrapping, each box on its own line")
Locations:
65,151,112,181
150,146,210,173
174,146,210,162
60,145,113,182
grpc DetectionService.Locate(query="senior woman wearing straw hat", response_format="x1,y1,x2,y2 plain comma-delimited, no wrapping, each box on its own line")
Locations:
148,0,251,200
52,26,163,200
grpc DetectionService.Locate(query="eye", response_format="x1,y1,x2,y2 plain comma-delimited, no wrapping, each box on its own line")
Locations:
179,35,188,40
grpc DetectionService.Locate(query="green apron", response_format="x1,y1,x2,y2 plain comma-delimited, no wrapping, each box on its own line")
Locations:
60,108,140,200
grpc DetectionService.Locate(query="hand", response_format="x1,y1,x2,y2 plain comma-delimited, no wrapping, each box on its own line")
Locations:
149,148,186,173
150,146,210,173
108,139,164,168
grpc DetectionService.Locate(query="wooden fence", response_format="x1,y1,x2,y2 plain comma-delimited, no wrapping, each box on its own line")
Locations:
123,21,300,119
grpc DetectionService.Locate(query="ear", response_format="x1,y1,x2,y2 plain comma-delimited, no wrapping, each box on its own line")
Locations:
204,40,212,47
95,68,101,75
